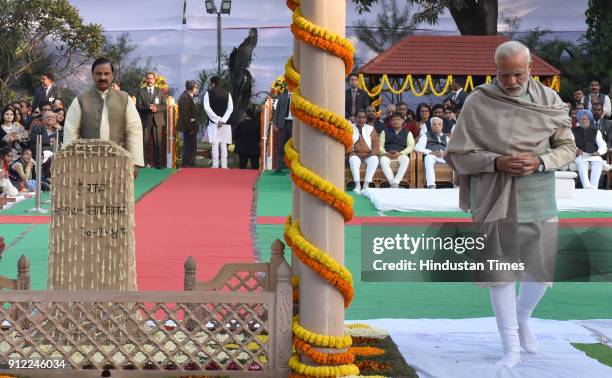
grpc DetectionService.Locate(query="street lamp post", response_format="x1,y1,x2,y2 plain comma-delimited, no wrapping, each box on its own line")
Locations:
205,0,232,76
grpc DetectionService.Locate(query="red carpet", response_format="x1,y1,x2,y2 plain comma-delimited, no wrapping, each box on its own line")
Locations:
135,169,259,290
0,216,50,224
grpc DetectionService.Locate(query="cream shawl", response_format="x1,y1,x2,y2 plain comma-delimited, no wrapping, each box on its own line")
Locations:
445,77,573,222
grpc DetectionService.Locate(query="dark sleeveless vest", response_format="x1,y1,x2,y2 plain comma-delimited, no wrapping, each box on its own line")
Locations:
584,92,606,109
572,126,598,153
384,127,409,152
425,130,448,152
77,88,129,148
208,88,229,117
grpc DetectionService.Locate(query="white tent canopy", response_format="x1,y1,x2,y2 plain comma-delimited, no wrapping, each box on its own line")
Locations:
69,0,588,96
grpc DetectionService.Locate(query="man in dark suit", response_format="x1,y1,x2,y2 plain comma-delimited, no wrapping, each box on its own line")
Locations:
345,73,370,122
136,72,167,168
32,73,60,111
272,89,292,173
448,77,468,110
177,80,200,167
592,103,612,131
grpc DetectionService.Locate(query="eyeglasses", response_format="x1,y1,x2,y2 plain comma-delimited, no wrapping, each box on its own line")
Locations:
497,71,528,81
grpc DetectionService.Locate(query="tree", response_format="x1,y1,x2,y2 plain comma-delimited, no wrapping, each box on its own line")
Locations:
353,0,499,36
519,29,591,101
499,12,521,40
0,0,104,104
584,0,612,87
195,29,258,126
100,33,156,96
355,0,417,54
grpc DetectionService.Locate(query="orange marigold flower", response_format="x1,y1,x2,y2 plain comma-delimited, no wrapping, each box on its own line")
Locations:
293,339,355,366
291,26,353,75
349,346,386,356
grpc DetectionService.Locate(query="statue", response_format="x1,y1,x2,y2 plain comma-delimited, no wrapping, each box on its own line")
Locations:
228,28,258,125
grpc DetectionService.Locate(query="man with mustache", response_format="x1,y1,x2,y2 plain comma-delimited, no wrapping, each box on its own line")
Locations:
63,57,144,177
445,41,575,369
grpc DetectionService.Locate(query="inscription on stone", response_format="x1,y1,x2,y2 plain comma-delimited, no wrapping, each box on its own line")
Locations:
48,140,137,290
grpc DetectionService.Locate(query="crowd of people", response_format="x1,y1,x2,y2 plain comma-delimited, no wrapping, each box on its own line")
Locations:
0,63,266,200
0,73,64,196
345,73,462,192
2,59,612,200
343,72,612,192
0,67,145,198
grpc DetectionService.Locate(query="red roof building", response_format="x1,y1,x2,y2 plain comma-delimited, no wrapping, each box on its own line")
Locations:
359,35,560,77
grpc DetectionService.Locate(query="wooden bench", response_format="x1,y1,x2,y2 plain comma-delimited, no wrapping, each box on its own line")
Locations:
344,151,417,188
560,150,611,189
415,152,455,188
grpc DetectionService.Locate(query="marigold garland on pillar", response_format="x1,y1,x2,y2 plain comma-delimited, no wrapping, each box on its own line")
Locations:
283,0,359,376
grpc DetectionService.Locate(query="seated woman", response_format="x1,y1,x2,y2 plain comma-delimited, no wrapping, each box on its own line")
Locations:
10,148,46,192
572,109,607,189
0,147,19,196
0,168,18,197
415,102,431,132
0,106,30,158
54,108,66,129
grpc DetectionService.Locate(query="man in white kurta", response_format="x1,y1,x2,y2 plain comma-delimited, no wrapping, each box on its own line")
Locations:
203,76,233,169
573,109,607,189
415,117,450,188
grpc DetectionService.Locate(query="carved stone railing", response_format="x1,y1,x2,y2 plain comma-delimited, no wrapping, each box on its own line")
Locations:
0,255,30,290
185,239,287,292
184,239,292,376
0,241,292,377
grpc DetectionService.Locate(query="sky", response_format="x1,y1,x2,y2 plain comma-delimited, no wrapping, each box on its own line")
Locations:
68,0,589,96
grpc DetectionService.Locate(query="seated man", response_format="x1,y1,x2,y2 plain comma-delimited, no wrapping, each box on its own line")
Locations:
382,103,396,129
29,111,58,184
366,105,385,133
415,117,449,188
420,104,454,138
572,109,607,189
398,102,420,140
348,109,379,194
379,112,415,188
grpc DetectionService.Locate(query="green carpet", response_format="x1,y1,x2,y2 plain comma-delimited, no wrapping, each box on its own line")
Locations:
572,343,612,367
256,224,612,320
0,224,31,245
0,168,175,215
256,171,612,218
0,224,49,289
0,169,175,289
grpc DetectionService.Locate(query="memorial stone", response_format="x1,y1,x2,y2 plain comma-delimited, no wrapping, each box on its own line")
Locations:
48,139,137,290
